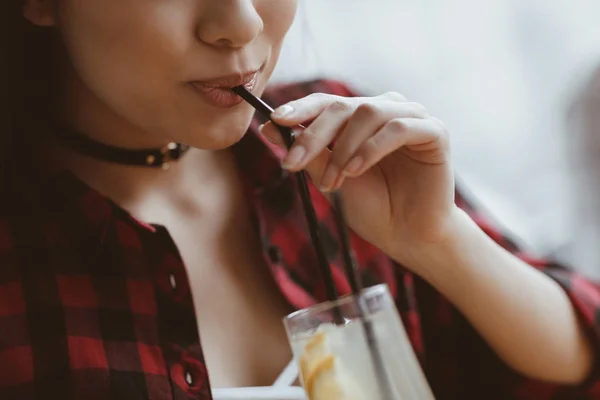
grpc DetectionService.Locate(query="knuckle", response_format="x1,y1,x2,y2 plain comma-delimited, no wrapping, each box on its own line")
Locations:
430,116,448,135
355,102,380,118
359,139,379,159
380,91,407,102
370,131,387,147
326,99,353,114
298,127,319,145
386,118,409,133
429,117,450,146
297,128,328,151
407,102,430,117
306,92,329,102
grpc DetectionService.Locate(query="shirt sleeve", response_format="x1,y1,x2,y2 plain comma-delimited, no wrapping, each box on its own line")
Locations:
455,189,600,397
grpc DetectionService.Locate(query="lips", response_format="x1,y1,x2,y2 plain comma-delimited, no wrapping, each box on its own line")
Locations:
192,71,258,90
190,71,259,108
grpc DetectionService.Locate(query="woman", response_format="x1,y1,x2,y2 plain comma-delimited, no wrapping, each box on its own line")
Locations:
1,0,598,399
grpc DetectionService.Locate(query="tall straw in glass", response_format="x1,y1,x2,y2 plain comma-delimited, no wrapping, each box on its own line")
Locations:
232,86,435,400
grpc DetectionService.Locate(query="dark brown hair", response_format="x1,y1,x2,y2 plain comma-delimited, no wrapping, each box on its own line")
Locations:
1,1,61,188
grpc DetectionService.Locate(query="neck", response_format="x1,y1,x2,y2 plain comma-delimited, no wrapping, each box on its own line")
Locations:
48,69,248,221
49,68,217,210
50,143,235,219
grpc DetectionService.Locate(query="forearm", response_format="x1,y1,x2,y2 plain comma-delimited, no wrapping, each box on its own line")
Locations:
398,208,594,384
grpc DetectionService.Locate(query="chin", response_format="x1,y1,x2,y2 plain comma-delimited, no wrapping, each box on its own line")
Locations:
179,116,253,150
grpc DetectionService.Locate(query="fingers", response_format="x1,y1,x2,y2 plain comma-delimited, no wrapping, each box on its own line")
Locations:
353,117,448,171
328,102,429,172
319,117,448,192
257,92,448,192
275,99,428,172
271,93,356,126
313,102,404,190
270,91,410,127
258,122,332,181
281,101,356,171
259,122,286,146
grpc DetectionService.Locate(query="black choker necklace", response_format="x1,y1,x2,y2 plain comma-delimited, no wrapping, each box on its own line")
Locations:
52,126,190,170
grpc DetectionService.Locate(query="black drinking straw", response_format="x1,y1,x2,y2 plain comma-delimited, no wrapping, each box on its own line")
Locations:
233,86,394,399
232,85,364,300
231,86,343,323
331,194,395,400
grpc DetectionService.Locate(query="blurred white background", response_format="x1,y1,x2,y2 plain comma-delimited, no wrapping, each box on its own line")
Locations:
271,0,600,278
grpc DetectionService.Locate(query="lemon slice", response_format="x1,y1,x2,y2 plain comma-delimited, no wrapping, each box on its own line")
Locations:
305,354,347,399
299,331,361,400
300,332,330,380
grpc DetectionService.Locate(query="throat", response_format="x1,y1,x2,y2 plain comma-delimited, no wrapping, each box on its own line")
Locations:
56,146,233,219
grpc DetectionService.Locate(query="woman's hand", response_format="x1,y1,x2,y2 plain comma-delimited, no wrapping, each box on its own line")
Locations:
262,92,459,268
265,92,597,385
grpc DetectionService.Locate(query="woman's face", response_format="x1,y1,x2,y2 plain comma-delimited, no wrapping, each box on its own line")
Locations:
27,0,297,149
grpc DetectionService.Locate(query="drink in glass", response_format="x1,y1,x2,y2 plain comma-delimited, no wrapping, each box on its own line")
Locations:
284,284,435,400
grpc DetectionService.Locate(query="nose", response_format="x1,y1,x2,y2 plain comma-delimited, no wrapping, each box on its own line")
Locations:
196,0,264,49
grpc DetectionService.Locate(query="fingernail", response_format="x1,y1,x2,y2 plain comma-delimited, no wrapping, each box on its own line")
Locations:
258,124,265,133
282,145,306,169
320,165,339,192
272,104,294,118
343,156,364,176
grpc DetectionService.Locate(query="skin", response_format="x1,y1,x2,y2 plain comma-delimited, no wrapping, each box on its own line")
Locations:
24,0,593,388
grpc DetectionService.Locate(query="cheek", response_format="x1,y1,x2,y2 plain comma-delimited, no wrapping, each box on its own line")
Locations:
58,1,194,127
253,0,297,88
54,0,298,149
258,0,298,43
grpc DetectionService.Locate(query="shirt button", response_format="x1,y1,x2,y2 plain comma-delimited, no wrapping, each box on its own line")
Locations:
184,370,194,386
268,246,283,263
169,273,177,290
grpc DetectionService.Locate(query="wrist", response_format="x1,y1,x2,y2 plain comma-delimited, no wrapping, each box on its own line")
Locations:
391,207,480,281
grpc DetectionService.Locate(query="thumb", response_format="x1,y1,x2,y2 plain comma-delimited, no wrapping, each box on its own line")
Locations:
260,121,332,186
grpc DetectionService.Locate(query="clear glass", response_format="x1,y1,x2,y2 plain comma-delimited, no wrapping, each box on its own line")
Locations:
284,284,435,400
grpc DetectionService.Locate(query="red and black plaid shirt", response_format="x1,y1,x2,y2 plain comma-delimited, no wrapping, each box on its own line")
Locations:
1,79,600,400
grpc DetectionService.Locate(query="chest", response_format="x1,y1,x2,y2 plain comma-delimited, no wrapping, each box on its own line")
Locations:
135,165,295,388
163,205,294,388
